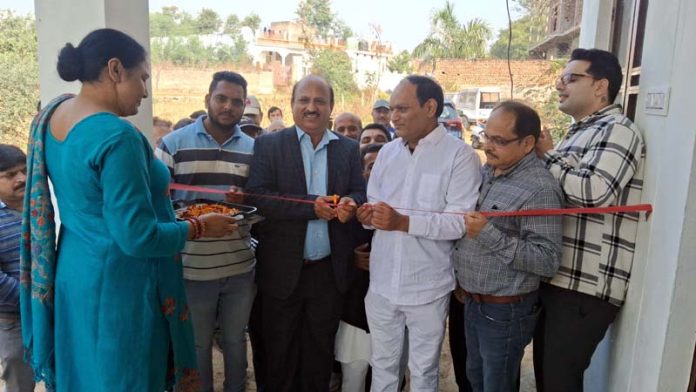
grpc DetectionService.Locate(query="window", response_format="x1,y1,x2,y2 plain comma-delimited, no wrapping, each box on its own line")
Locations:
480,92,501,109
610,0,649,120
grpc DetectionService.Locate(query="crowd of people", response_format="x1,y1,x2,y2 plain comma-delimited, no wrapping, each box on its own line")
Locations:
0,28,644,392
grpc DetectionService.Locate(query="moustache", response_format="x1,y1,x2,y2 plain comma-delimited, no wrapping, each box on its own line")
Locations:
14,183,26,191
484,150,498,159
303,111,320,117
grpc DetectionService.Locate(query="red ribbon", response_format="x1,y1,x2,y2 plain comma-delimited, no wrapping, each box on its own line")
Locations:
169,183,653,217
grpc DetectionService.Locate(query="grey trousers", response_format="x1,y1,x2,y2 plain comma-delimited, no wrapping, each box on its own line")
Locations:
0,317,35,392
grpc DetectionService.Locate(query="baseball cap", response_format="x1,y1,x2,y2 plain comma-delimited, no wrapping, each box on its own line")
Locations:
244,95,261,116
372,99,390,110
239,117,262,131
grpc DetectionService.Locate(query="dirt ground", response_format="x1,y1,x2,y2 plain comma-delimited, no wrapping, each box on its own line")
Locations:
226,332,537,392
9,331,535,392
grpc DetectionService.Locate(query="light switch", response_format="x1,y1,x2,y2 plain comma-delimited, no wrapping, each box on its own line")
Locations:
645,86,670,116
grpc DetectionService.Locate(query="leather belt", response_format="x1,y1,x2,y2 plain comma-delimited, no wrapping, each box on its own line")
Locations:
303,256,331,266
462,289,534,304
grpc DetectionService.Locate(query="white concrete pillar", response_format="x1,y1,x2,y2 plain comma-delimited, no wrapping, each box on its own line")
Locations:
580,0,696,390
578,0,614,49
34,0,153,140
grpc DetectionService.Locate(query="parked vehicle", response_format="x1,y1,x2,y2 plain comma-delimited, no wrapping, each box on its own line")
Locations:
439,99,466,139
453,87,500,149
470,124,485,149
455,87,501,125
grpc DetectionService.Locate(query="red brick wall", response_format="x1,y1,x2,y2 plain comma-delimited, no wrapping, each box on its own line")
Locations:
428,59,559,94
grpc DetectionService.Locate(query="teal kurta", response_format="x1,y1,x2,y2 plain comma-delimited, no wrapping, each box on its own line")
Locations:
43,113,198,391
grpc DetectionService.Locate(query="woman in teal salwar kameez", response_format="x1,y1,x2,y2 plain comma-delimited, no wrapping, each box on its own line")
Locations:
19,29,238,392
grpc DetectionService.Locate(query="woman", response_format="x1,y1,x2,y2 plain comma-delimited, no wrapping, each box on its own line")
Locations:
20,28,237,391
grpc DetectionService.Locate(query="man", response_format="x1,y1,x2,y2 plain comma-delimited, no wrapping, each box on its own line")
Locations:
239,116,264,139
0,144,35,392
155,71,256,392
533,48,645,392
267,106,283,123
371,99,395,137
244,95,263,126
334,112,363,140
357,75,481,391
246,75,366,391
152,116,172,145
265,119,285,133
173,117,194,130
359,123,391,149
335,142,384,392
190,109,207,119
454,101,563,392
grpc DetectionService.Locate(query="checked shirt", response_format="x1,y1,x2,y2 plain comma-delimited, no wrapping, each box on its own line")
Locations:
543,104,645,306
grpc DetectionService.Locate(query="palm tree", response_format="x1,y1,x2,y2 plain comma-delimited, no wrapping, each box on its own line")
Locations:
413,1,492,71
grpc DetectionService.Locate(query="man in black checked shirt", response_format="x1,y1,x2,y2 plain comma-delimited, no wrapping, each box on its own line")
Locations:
534,48,646,392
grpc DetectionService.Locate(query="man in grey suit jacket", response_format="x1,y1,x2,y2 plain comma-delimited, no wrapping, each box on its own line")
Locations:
246,75,366,392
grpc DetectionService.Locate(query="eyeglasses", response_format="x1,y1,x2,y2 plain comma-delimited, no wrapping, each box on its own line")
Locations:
557,73,594,86
480,132,522,147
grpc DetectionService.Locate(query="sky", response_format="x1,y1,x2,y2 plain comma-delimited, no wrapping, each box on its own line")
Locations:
1,0,522,52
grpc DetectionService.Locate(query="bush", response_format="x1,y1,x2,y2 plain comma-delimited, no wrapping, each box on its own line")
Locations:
0,11,39,148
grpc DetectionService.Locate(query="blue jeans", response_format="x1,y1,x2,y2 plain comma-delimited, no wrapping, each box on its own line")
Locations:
185,271,256,392
0,317,35,392
464,292,540,392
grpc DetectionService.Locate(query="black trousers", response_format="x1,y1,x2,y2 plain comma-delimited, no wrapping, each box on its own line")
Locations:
533,283,619,392
262,261,343,392
248,295,266,391
448,293,473,392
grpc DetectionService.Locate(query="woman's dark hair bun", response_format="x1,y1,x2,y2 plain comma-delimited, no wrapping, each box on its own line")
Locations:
57,43,83,82
54,29,146,83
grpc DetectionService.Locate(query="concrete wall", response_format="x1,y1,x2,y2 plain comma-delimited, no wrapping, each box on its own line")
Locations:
580,0,696,390
34,0,153,141
578,0,613,50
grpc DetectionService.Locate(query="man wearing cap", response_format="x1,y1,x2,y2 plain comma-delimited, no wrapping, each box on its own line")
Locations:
371,99,395,137
155,71,257,392
244,95,263,126
240,117,264,139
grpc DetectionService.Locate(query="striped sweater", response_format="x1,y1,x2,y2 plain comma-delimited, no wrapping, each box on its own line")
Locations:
155,116,256,281
0,202,21,315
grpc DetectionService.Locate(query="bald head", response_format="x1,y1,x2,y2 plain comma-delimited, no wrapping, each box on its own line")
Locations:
291,75,334,107
291,75,335,138
334,112,362,140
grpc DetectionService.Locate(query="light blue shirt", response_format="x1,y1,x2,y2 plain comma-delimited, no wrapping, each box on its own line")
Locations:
296,126,338,260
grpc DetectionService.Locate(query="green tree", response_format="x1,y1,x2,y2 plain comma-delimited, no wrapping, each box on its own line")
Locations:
150,9,176,37
241,13,261,32
0,11,39,147
296,0,334,39
333,19,353,41
490,15,536,59
223,14,240,35
295,0,353,42
150,6,196,36
387,50,414,73
310,49,357,101
540,90,572,141
522,59,571,140
196,8,222,34
413,1,492,70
